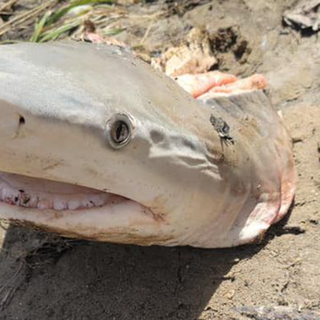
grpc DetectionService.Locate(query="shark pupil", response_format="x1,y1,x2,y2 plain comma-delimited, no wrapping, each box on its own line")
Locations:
106,114,132,149
113,121,129,144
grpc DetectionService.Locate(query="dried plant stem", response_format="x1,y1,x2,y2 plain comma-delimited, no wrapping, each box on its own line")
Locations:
0,0,58,37
0,0,19,14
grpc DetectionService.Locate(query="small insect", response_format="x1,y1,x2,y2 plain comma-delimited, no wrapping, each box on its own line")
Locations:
209,115,235,146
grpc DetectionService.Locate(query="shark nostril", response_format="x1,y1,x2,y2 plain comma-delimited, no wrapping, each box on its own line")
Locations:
19,115,25,126
15,115,26,136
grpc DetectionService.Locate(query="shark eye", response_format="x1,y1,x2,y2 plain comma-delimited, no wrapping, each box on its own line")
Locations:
106,114,132,149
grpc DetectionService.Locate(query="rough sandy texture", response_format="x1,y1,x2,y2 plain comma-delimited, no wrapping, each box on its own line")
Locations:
0,0,319,319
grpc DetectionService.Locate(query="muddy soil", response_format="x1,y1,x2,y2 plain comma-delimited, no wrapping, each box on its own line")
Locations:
0,0,320,319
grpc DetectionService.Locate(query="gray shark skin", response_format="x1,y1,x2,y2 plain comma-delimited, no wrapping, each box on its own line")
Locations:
0,42,296,248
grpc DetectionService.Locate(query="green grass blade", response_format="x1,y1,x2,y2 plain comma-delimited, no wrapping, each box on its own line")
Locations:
30,11,52,42
39,20,81,42
46,0,115,26
103,27,126,36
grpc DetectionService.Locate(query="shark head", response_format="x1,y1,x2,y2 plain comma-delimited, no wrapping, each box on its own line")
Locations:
0,42,296,248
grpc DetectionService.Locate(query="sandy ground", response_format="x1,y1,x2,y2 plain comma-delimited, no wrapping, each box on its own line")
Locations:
0,0,319,319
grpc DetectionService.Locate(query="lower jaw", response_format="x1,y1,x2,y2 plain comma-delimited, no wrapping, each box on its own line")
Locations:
0,171,159,231
0,178,164,245
0,171,168,245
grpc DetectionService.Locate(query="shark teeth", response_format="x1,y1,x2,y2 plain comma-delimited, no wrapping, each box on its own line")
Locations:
0,172,121,211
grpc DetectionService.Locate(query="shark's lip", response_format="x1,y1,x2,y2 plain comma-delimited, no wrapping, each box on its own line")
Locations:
0,171,132,212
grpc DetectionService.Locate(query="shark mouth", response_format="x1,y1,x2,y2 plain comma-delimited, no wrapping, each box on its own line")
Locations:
0,171,129,211
0,170,166,245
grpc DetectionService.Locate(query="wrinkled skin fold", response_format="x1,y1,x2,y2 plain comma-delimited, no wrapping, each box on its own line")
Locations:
0,42,296,248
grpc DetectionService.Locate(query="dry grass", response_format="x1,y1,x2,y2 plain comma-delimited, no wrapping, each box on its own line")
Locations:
0,0,132,42
29,0,128,42
0,0,60,38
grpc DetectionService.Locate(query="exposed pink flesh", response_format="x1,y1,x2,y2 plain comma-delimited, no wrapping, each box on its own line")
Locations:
273,144,297,224
206,74,267,95
175,71,238,98
175,71,295,233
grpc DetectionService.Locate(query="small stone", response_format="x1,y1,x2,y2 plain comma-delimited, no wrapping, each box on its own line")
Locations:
292,136,304,143
225,289,235,300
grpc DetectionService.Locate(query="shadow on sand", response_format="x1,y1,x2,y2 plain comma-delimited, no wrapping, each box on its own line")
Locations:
0,214,294,320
